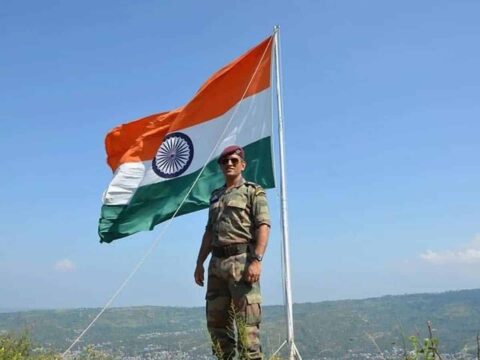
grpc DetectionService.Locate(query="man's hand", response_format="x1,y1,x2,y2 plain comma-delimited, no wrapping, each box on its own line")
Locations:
244,260,262,284
194,264,205,287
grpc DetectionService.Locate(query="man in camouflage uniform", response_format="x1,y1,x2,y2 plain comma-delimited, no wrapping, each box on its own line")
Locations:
194,145,270,360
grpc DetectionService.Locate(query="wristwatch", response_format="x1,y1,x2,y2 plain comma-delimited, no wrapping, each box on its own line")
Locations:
250,253,263,262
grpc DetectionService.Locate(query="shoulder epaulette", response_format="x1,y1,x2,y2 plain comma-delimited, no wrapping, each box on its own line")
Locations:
245,181,265,196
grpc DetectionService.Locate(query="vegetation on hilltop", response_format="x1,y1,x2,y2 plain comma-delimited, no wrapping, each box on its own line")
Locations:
0,325,474,360
0,331,111,359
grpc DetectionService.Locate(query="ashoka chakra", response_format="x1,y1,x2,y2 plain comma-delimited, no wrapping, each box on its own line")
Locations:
152,132,194,178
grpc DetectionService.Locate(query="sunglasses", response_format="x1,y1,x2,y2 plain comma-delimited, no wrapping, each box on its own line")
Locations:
220,157,242,166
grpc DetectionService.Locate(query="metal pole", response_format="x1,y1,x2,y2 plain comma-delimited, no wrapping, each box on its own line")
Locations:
273,25,301,360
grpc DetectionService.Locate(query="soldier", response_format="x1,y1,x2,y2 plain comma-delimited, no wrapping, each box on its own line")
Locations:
194,145,270,360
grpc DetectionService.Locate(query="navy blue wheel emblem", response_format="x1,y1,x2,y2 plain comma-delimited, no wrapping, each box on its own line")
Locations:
152,132,194,178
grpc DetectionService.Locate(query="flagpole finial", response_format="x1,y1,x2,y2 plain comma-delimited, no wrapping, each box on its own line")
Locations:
273,25,280,33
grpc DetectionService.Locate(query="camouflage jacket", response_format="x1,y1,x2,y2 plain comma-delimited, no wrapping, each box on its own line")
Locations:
205,179,270,247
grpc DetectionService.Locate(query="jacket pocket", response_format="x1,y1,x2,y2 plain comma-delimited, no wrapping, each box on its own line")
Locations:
224,199,248,226
245,293,262,325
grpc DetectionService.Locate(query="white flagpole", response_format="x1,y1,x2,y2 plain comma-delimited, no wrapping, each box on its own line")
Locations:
273,26,302,360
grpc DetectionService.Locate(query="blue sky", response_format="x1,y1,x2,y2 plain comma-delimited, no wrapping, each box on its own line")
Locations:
1,0,479,309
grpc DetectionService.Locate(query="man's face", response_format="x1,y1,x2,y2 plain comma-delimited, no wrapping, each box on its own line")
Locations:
219,154,246,178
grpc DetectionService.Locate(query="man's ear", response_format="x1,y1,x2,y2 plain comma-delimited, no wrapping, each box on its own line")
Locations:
241,161,246,171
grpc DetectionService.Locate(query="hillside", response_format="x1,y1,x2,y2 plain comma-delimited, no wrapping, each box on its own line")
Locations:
1,289,480,359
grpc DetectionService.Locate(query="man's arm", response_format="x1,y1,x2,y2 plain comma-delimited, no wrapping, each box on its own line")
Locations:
194,230,212,287
244,224,269,284
253,224,269,257
244,185,270,284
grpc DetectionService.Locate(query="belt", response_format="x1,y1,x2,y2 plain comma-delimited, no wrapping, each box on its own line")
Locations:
212,244,249,258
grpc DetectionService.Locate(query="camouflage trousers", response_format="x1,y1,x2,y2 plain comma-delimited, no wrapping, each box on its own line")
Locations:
206,253,263,360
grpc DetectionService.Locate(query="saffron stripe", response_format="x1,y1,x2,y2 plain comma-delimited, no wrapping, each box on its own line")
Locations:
105,37,273,172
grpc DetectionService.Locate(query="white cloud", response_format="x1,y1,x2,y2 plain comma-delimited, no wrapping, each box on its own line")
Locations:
420,235,480,265
54,258,76,272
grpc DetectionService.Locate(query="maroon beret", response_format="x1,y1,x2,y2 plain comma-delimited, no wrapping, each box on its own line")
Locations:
218,145,245,163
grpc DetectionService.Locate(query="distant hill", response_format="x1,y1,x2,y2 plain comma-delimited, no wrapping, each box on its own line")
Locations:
1,289,480,359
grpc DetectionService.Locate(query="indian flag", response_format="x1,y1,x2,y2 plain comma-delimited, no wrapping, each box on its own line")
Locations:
99,36,275,243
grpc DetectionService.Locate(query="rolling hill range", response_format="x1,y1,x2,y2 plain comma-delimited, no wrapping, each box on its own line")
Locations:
1,289,480,359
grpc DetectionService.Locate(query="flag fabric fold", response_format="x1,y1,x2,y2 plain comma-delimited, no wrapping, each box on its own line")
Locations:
99,36,275,243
